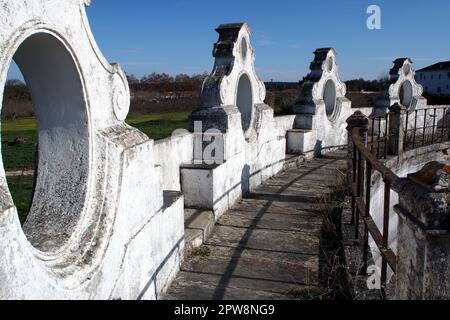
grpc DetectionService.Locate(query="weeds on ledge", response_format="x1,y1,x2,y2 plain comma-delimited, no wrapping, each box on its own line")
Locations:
190,246,211,258
285,287,332,300
315,168,355,300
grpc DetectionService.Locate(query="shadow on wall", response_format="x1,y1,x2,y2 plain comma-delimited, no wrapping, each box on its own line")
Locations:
314,140,323,158
241,164,250,197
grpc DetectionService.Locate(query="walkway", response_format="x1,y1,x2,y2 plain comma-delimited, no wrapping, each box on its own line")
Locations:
165,151,347,300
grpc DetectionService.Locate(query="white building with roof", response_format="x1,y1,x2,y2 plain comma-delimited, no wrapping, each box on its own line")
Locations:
416,61,450,95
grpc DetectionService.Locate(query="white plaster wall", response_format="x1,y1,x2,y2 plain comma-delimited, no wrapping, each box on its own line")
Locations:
274,115,296,140
302,98,352,156
154,132,194,191
182,106,287,220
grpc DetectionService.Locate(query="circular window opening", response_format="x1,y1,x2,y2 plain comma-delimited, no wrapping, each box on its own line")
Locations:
241,37,248,62
1,33,89,253
324,79,337,118
399,80,413,108
236,74,253,133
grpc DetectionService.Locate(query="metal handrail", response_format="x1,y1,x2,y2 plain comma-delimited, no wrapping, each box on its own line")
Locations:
350,127,400,297
404,106,449,151
349,107,449,298
352,129,399,185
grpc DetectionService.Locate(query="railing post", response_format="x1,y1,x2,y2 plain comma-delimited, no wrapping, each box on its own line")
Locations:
346,112,369,238
387,103,407,156
394,172,450,300
346,111,369,185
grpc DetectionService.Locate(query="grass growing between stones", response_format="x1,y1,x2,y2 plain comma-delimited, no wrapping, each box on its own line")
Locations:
285,287,331,300
190,246,211,258
315,169,355,300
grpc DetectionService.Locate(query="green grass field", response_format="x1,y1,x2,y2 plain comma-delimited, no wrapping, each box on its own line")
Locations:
6,175,34,225
2,112,190,221
2,117,38,171
126,112,190,141
1,112,190,171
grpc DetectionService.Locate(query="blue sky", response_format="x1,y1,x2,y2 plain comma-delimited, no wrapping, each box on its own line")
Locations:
8,0,450,81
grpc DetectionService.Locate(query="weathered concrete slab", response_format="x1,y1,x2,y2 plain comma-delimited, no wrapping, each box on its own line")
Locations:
182,254,317,288
235,200,314,214
166,272,292,300
219,210,322,233
206,225,320,255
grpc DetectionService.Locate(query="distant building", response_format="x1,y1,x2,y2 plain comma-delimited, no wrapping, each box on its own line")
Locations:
416,61,450,95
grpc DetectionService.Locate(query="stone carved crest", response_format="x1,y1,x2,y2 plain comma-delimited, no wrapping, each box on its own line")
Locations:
199,23,267,138
293,48,347,122
373,58,426,117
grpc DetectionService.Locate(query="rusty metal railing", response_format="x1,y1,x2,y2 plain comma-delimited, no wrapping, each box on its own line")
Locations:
347,109,450,299
348,107,450,297
349,125,401,297
367,114,389,160
404,106,449,151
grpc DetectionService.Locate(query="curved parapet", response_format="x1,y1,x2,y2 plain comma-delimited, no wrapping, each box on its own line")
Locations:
289,48,352,157
373,58,426,117
0,0,184,299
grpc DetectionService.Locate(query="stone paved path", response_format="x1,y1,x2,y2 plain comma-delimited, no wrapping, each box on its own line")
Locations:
165,151,347,300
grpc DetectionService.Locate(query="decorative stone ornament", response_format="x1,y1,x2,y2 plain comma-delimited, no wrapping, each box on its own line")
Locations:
183,23,286,219
288,48,352,157
0,0,184,300
373,58,426,117
191,23,267,141
293,48,347,122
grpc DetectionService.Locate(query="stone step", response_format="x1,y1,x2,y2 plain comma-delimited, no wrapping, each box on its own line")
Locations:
184,209,215,254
